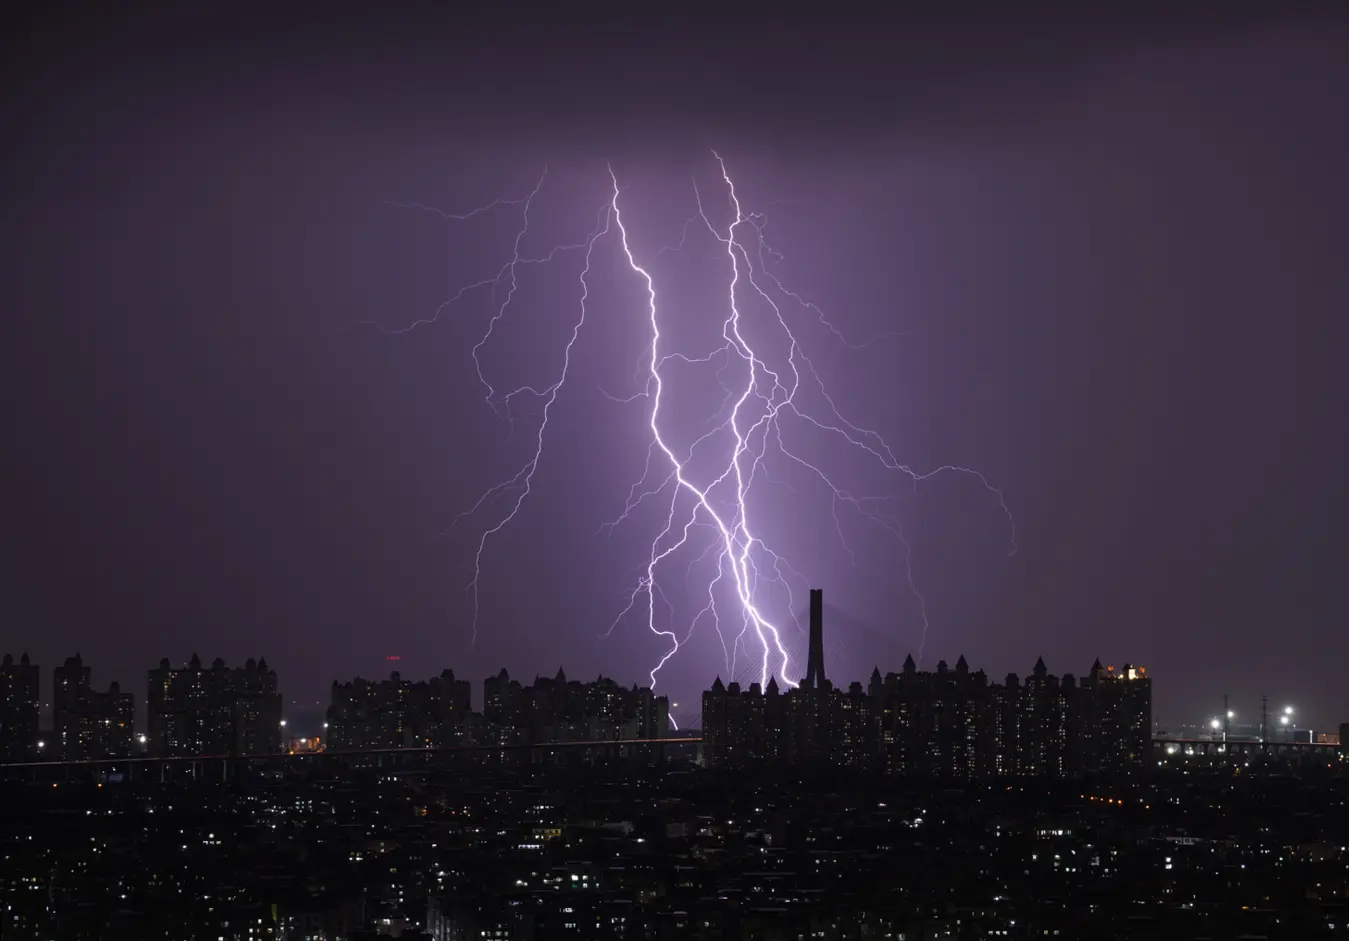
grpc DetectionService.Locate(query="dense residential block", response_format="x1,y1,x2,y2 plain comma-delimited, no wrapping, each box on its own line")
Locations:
701,591,1152,776
327,667,670,751
326,668,474,749
53,653,135,760
0,653,40,762
4,763,1347,940
146,655,282,757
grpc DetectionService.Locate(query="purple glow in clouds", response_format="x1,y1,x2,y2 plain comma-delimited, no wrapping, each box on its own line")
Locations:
363,154,1015,691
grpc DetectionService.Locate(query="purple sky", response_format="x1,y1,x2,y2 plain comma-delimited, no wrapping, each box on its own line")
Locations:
4,11,1347,730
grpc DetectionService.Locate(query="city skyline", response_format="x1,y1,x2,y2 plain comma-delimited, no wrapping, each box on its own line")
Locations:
0,644,1331,746
4,641,1338,771
8,641,1336,770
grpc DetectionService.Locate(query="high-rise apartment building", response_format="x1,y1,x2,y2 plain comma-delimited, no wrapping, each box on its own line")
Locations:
146,655,282,757
52,654,135,760
327,667,669,754
0,653,40,762
327,669,474,750
1079,660,1153,772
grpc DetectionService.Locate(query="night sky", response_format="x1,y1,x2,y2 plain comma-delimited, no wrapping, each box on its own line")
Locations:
4,10,1346,731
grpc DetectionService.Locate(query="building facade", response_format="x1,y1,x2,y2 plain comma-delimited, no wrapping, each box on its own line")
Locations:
0,653,40,762
327,667,670,754
327,669,474,750
146,655,282,757
53,654,135,760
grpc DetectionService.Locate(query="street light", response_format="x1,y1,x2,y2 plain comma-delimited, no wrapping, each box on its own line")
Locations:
1209,718,1221,730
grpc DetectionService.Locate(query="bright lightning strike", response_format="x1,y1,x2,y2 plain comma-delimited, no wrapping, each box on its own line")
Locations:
360,155,1015,693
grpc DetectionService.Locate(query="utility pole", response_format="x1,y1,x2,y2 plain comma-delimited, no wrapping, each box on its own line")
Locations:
1260,695,1268,746
1223,693,1230,743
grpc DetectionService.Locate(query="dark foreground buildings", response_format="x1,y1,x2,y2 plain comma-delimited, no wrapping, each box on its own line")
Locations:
702,589,1153,776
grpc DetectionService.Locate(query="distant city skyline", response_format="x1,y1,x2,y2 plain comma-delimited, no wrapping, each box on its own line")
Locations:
2,640,1333,755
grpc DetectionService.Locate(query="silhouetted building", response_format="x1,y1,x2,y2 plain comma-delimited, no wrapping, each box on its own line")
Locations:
1079,660,1153,772
146,655,282,757
327,669,473,750
483,667,519,720
803,588,827,688
480,668,670,748
326,667,669,757
0,653,40,762
52,654,135,760
702,590,1152,777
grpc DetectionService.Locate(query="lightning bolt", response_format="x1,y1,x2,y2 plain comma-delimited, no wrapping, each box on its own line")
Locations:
360,154,1015,692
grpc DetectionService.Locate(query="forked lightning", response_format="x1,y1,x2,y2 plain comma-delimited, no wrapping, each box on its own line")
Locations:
361,155,1015,692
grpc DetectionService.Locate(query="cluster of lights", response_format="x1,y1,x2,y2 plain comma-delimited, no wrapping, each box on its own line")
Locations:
1206,705,1296,732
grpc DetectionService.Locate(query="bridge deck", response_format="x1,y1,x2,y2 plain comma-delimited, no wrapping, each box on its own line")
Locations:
0,737,702,769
